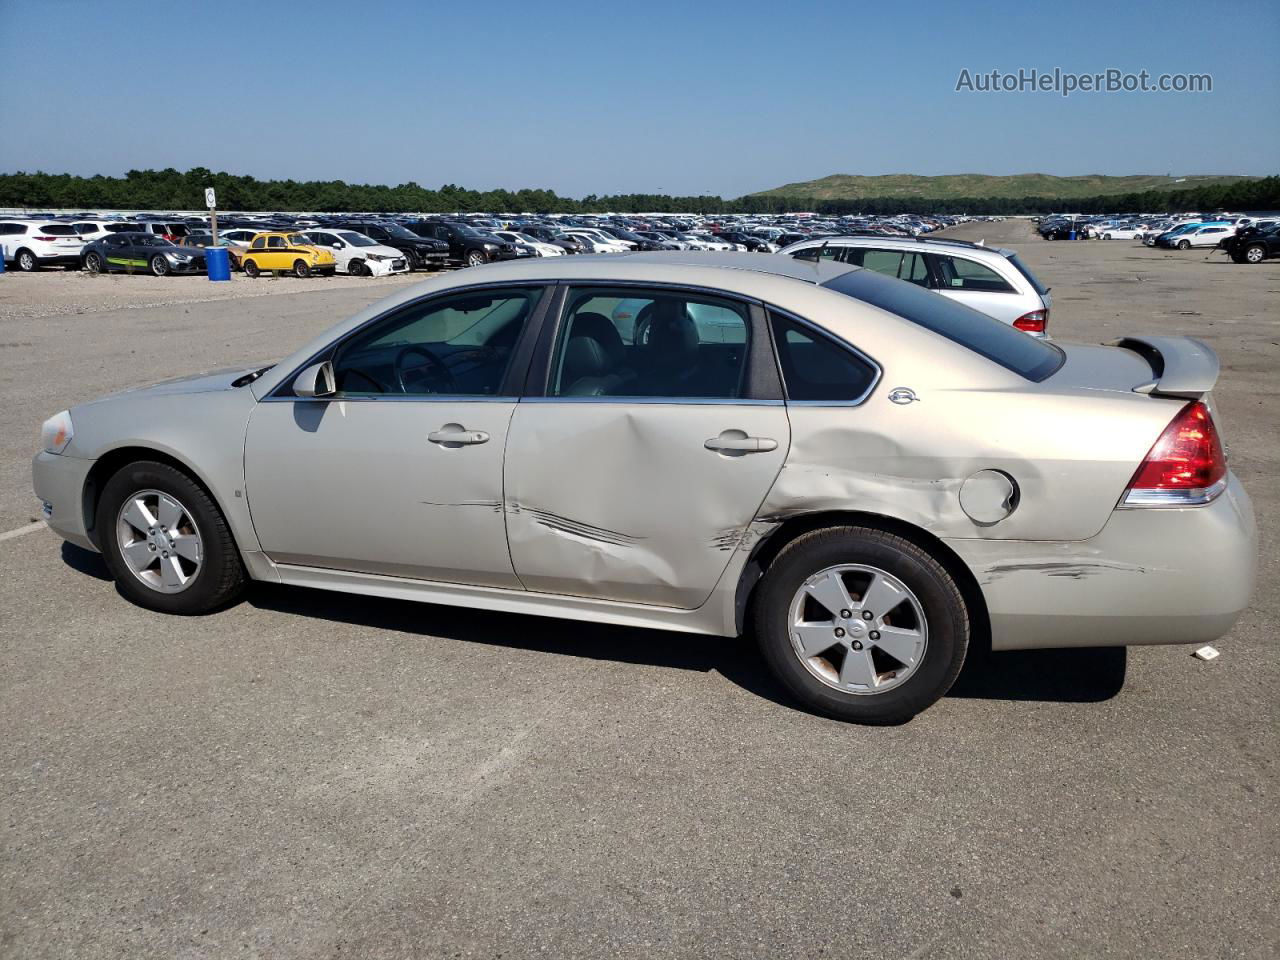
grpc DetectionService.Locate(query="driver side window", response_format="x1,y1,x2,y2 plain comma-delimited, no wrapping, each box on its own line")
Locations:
329,287,543,398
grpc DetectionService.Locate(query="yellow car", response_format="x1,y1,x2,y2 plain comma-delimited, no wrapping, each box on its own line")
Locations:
240,232,337,278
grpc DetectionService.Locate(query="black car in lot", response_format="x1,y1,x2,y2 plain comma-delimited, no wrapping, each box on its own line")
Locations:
515,224,588,255
1224,224,1280,264
325,220,449,271
404,221,524,267
711,231,772,252
80,232,207,276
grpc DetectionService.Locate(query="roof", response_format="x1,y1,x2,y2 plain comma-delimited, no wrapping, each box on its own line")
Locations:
781,235,1017,259
605,250,859,284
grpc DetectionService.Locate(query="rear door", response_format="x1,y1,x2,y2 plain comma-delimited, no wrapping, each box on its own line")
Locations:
926,251,1023,324
503,284,789,608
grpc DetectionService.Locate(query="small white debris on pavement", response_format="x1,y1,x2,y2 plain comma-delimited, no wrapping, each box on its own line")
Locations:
1193,645,1220,661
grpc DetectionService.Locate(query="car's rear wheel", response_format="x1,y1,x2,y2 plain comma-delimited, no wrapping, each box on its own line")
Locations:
149,255,169,277
466,249,486,267
293,259,310,278
15,249,37,271
84,252,103,273
1245,244,1266,264
243,259,260,278
753,526,969,724
98,460,245,614
1178,240,1191,250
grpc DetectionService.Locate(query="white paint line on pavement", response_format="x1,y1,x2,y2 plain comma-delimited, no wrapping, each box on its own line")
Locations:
0,521,46,543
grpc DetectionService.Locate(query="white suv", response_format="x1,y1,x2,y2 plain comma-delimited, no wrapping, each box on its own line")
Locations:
0,220,86,271
780,236,1053,336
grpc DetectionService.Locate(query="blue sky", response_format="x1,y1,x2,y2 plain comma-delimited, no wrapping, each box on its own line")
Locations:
0,0,1276,197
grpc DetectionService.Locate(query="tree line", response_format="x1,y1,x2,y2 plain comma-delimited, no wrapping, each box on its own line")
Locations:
0,168,1276,216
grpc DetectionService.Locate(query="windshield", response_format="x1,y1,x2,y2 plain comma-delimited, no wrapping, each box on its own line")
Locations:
450,224,483,237
822,269,1063,382
339,232,378,246
138,236,173,247
380,223,420,240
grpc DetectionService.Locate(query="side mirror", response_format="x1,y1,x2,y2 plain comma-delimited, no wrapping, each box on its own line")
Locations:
332,242,342,249
293,361,336,398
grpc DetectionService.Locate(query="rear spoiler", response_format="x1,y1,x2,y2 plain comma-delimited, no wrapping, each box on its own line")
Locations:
1108,335,1220,399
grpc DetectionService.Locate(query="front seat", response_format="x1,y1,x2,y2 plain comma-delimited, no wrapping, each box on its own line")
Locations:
636,299,700,394
559,312,634,396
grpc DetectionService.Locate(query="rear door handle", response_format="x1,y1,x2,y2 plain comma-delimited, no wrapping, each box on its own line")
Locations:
704,436,778,453
428,426,490,446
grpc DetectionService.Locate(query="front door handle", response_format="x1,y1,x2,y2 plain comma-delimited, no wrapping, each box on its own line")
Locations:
704,435,778,454
428,424,490,446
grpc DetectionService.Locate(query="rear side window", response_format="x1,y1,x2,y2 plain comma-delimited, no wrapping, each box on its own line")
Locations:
769,312,879,403
37,224,77,235
931,254,1014,293
821,269,1063,382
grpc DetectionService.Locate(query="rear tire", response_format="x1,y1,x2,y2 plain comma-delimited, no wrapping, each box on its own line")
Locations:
752,526,969,724
98,460,245,614
293,259,310,278
243,259,260,278
84,252,103,274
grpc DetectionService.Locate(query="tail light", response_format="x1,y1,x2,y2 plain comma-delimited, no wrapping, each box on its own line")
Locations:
1122,401,1227,506
1013,309,1048,335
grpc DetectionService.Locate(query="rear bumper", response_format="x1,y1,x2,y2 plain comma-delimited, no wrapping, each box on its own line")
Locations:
947,472,1257,651
32,451,96,551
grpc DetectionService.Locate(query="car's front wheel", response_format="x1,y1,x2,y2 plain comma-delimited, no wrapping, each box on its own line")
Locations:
753,526,969,724
293,259,311,278
1244,244,1267,264
149,255,169,277
466,249,487,267
1178,240,1191,250
98,460,245,614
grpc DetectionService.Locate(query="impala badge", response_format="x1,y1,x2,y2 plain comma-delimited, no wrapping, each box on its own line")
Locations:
888,387,919,405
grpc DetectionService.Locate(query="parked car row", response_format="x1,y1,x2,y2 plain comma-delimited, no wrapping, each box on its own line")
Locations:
1035,211,1279,262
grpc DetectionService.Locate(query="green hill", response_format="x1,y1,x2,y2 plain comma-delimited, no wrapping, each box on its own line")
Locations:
750,173,1259,201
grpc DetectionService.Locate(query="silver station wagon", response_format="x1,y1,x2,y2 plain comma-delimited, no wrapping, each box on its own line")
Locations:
33,253,1256,723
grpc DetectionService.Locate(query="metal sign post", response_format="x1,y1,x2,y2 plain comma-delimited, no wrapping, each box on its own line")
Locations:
205,187,218,243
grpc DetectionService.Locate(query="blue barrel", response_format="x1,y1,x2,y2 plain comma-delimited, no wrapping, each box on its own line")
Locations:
1067,228,1076,240
0,248,6,273
206,245,231,282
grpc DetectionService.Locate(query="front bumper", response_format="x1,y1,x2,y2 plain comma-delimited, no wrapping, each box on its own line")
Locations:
32,451,96,551
947,472,1257,651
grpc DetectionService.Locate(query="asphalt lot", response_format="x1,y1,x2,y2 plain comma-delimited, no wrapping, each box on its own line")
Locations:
1,225,1276,959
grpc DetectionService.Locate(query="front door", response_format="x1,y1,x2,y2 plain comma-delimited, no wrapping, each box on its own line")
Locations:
504,285,789,608
244,286,546,587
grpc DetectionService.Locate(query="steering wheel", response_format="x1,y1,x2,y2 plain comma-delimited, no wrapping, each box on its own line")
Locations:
394,345,457,394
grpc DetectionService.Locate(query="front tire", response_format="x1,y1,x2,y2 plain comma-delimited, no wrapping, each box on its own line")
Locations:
752,526,969,724
1177,240,1191,250
466,249,487,267
348,258,367,276
149,255,169,277
1244,244,1266,264
293,259,310,278
98,460,245,614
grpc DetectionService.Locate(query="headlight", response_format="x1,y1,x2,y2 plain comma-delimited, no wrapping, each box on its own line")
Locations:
483,243,498,251
41,410,74,454
171,253,191,261
366,253,389,261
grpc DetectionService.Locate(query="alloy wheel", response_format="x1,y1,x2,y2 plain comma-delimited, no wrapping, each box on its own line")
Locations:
115,489,203,593
787,564,928,695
